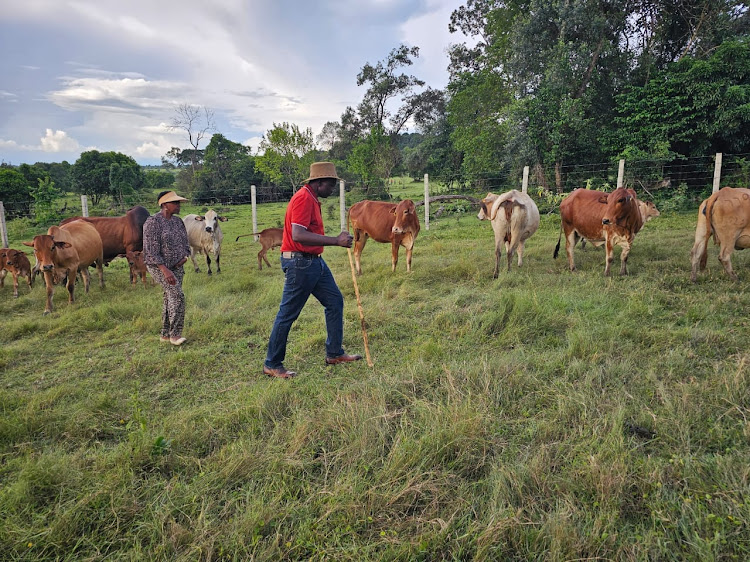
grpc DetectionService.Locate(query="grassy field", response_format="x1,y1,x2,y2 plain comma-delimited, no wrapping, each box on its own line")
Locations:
1,184,749,560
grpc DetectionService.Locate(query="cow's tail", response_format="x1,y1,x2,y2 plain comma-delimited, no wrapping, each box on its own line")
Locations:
553,223,562,260
235,233,259,242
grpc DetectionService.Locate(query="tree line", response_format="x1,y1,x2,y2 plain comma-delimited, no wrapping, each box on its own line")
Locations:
2,1,748,222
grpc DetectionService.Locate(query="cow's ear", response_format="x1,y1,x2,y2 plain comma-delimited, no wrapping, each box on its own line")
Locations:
598,195,608,204
219,216,228,222
22,241,34,247
55,241,72,249
390,207,396,215
195,216,205,221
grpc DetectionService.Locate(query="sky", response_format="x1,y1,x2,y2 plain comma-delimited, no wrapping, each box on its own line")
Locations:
0,0,471,167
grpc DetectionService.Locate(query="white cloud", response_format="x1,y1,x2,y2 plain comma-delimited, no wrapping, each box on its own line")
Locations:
40,129,80,152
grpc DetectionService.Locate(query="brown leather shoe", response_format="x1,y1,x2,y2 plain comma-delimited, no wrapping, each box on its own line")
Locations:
263,365,297,379
325,353,363,365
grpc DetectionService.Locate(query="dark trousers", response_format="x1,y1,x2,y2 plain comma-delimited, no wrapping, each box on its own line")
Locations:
265,255,345,368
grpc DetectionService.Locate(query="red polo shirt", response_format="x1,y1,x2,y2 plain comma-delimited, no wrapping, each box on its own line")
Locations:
281,185,325,255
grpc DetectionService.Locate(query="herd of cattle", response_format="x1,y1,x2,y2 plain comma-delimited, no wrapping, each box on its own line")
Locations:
1,186,749,314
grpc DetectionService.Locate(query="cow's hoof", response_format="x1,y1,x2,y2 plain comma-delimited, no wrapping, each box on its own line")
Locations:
43,311,51,316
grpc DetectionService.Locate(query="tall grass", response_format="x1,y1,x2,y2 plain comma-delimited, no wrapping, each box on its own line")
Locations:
1,199,749,560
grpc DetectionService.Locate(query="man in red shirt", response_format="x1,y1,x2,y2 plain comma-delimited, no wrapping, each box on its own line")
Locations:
264,162,362,378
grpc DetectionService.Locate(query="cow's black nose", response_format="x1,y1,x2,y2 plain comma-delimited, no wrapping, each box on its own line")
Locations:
43,265,53,271
205,227,212,233
602,219,610,225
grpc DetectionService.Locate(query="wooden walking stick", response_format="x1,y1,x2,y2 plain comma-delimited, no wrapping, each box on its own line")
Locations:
347,248,374,366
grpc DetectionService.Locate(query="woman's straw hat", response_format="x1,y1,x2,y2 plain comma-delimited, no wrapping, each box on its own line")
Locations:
305,162,340,184
158,191,189,206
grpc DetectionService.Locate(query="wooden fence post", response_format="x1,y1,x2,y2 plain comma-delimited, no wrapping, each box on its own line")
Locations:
617,159,625,189
0,202,8,248
522,166,529,194
81,195,89,217
424,173,430,231
251,185,258,240
713,153,723,193
340,179,346,231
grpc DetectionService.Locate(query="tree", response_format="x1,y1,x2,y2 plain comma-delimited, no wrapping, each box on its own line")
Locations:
144,170,175,192
195,133,263,202
255,123,316,192
0,166,32,218
72,150,145,206
31,176,60,226
169,104,215,176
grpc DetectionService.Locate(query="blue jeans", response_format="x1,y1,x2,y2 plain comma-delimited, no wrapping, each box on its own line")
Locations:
265,255,346,368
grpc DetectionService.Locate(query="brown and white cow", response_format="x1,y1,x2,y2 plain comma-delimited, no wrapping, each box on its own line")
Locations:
183,209,227,274
23,220,105,314
477,190,540,278
554,187,644,276
348,199,421,275
236,228,283,270
0,248,33,298
60,205,150,263
690,187,750,281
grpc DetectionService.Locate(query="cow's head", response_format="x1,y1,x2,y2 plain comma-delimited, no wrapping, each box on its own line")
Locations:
22,235,71,271
477,193,499,221
3,249,20,267
602,188,637,227
195,209,227,233
125,250,146,271
638,200,660,223
390,199,419,235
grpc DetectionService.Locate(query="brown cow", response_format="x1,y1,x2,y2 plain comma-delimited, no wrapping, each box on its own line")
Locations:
236,228,283,270
60,205,150,263
580,199,659,250
124,250,152,287
554,187,644,276
348,199,421,275
0,248,33,298
690,187,750,281
23,221,105,314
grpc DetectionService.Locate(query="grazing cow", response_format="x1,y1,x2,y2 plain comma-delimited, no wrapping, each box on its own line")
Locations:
690,187,750,281
554,187,644,276
477,190,540,278
0,248,33,297
124,250,151,287
23,220,105,314
348,199,421,275
60,205,150,263
183,209,227,274
236,227,283,270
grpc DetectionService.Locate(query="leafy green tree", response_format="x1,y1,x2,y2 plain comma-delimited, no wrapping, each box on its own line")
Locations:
0,166,33,218
31,176,60,226
607,39,750,160
34,161,72,193
144,170,175,192
72,150,145,206
195,133,264,202
255,123,316,192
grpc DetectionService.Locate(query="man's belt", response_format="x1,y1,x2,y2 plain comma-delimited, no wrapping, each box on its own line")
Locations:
281,251,320,259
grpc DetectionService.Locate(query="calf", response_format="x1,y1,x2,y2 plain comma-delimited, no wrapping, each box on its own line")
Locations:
690,187,750,281
183,209,227,275
23,221,105,314
554,188,644,276
125,250,151,287
0,248,33,297
477,190,540,278
236,228,283,270
580,199,659,250
348,199,420,275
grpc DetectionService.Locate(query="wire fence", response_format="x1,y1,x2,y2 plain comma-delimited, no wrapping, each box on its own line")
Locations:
2,153,749,225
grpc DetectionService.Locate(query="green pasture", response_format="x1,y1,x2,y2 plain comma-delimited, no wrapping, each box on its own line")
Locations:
1,197,749,560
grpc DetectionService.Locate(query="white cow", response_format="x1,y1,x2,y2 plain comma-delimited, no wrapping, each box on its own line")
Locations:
477,190,540,278
183,210,227,275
